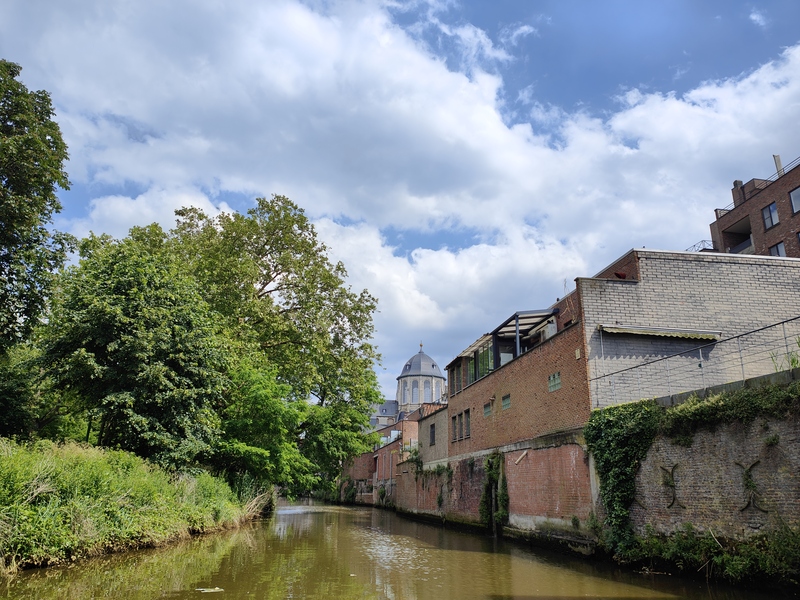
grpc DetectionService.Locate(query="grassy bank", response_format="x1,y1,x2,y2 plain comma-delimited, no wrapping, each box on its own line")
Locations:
0,438,267,575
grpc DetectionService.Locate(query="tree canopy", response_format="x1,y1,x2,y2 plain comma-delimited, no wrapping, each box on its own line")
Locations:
41,226,229,468
0,60,73,350
0,62,381,494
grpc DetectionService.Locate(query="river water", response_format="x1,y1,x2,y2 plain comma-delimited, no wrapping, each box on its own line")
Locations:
0,501,788,599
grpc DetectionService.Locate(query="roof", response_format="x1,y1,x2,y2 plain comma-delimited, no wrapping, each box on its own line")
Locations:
397,347,445,380
456,309,559,358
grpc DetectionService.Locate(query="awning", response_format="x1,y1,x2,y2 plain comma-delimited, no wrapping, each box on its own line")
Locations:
597,324,721,340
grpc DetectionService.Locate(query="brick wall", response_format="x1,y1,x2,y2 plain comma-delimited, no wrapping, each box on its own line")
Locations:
711,164,800,257
447,323,590,457
418,405,450,465
630,418,800,539
505,441,594,530
580,250,800,408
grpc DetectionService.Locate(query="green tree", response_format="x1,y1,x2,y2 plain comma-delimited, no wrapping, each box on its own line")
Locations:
170,196,381,486
0,60,73,350
211,356,317,492
41,225,229,468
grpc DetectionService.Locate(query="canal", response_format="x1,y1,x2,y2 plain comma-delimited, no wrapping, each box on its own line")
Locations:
0,501,785,599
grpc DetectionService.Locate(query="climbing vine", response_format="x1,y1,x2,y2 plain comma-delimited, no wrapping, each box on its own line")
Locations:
584,383,800,585
478,451,508,527
583,399,661,552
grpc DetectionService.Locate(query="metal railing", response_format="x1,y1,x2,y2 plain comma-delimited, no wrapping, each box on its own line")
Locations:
590,315,800,407
684,240,715,252
715,154,800,214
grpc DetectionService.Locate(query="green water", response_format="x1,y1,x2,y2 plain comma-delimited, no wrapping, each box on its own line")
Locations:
0,501,789,599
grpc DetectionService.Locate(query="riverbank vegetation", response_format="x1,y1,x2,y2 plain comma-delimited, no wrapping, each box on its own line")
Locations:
0,439,266,575
0,61,381,573
584,383,800,586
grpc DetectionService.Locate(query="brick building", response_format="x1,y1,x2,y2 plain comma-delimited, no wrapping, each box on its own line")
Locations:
445,248,800,449
710,153,800,257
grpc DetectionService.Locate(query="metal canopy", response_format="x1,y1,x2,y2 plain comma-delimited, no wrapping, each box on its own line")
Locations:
598,324,722,340
491,309,558,340
455,309,558,360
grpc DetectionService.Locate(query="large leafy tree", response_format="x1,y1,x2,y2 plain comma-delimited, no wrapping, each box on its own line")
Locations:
0,60,73,350
41,226,229,468
171,196,380,487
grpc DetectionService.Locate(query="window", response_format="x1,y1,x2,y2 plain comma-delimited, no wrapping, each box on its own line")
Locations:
429,423,436,446
548,372,562,392
483,402,492,416
762,202,779,229
457,413,464,439
769,242,786,257
476,341,494,380
791,187,800,214
464,409,470,438
451,416,457,442
502,394,511,410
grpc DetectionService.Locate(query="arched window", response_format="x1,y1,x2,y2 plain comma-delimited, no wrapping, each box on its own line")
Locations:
435,381,441,402
424,380,431,403
412,380,419,404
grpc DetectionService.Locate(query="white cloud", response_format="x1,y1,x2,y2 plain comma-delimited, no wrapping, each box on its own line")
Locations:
749,9,768,28
4,1,800,397
63,187,232,240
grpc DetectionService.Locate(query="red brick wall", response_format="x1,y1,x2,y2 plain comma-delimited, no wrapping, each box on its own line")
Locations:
345,451,376,481
505,443,594,524
711,164,800,257
594,250,640,281
447,323,590,456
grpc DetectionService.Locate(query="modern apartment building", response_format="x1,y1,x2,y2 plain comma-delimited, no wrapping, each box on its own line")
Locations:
710,154,800,257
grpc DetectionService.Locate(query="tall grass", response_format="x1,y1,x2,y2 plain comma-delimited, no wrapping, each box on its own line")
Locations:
0,439,262,575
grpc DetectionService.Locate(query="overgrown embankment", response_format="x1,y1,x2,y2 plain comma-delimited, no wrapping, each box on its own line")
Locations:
584,381,800,587
0,439,269,575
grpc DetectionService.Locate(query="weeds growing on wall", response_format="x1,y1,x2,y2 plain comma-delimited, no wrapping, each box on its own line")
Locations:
661,381,800,446
341,478,357,504
478,451,508,528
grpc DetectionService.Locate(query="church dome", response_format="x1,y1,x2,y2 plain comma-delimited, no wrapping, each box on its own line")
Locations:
397,346,445,380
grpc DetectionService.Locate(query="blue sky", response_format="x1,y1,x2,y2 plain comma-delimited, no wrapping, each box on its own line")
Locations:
3,0,800,398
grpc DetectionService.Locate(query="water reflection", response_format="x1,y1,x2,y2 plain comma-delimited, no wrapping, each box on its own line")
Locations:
0,501,785,599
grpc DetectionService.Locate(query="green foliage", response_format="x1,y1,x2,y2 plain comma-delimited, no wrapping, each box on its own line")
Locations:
0,438,252,574
0,60,74,351
341,478,356,504
583,399,661,552
634,522,800,586
771,337,800,372
41,228,229,469
661,382,800,446
478,451,508,527
585,384,800,584
213,357,316,493
169,196,381,489
407,447,423,480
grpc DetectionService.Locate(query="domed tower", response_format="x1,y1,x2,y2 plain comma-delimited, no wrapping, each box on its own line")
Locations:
396,344,446,415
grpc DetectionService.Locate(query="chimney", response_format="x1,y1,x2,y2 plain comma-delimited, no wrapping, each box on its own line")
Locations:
774,154,785,177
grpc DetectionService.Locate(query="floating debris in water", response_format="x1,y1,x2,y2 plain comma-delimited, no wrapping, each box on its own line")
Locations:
196,587,224,593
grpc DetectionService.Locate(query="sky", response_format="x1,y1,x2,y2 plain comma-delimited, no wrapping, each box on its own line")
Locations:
3,0,800,399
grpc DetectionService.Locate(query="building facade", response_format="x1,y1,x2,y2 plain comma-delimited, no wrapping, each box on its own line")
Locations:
710,153,800,258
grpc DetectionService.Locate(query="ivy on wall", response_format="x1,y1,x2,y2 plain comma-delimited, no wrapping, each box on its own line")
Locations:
584,383,800,586
479,450,508,527
583,399,661,552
